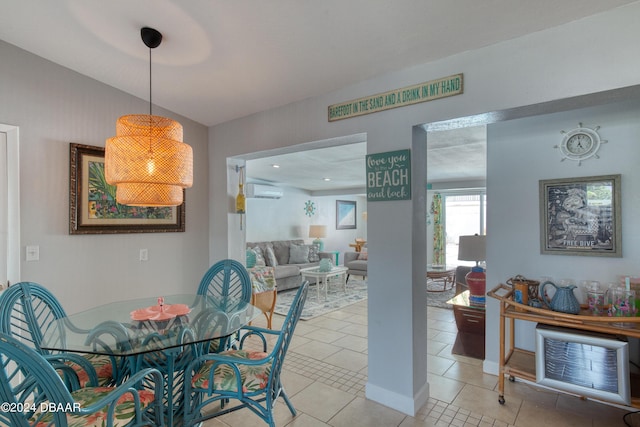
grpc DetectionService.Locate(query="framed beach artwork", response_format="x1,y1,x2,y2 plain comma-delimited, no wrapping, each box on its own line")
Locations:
336,200,356,230
69,143,185,234
539,174,621,257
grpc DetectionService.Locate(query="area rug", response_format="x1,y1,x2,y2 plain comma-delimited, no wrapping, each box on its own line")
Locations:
274,279,367,320
426,280,455,309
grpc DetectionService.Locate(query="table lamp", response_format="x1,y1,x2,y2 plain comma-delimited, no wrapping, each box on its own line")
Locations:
458,234,487,304
309,225,327,251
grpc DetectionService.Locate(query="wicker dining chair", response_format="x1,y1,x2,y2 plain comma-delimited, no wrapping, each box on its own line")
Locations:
183,281,309,427
197,259,254,351
0,333,164,427
0,282,121,386
197,259,253,304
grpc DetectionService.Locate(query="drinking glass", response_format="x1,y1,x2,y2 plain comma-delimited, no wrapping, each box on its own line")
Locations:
586,289,605,315
607,287,637,327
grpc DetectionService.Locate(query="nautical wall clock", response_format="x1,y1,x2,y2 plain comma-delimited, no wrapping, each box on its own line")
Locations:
555,123,607,165
304,200,316,216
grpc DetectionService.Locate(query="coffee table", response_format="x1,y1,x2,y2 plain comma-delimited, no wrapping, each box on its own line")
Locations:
300,265,348,301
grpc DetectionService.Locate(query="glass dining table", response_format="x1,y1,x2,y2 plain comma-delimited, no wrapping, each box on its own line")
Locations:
41,293,260,426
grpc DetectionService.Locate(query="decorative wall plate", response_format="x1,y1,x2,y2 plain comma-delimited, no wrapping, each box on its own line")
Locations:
304,200,316,216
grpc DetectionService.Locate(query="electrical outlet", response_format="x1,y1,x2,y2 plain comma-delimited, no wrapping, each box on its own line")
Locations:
26,245,39,261
139,249,148,261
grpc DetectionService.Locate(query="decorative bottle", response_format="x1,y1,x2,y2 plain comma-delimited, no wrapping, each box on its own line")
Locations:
236,182,245,213
236,167,245,214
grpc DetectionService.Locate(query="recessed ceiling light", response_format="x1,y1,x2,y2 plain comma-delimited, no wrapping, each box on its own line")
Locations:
323,177,331,181
271,164,280,168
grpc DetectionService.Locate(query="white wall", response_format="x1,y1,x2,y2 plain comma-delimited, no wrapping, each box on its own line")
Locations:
318,195,367,257
245,186,312,242
0,40,210,312
245,187,366,263
208,4,640,414
486,98,640,358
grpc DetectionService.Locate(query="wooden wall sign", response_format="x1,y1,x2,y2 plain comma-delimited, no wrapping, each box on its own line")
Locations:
366,149,411,201
328,73,463,121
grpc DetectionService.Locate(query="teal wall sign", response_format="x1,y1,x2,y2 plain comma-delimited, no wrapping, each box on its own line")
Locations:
366,149,411,201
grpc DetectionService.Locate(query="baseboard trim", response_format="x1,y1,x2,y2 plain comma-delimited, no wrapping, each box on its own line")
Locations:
484,359,499,376
365,381,429,416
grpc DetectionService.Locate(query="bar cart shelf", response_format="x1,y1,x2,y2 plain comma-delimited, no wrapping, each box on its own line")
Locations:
488,283,640,407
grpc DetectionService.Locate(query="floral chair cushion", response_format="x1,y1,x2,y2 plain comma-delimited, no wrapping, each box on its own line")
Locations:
207,338,222,353
191,350,270,392
66,354,115,387
248,266,276,293
31,387,156,427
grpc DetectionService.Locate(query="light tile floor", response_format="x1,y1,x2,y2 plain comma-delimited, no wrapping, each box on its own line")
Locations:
203,295,639,426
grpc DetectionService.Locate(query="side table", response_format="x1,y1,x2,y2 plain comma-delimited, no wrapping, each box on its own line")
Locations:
247,266,277,329
446,290,485,359
427,266,456,292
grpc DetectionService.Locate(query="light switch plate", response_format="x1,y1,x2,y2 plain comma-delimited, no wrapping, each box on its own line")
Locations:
26,245,39,261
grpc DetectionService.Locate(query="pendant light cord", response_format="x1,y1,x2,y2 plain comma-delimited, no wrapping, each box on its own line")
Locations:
149,46,153,117
148,45,153,154
140,27,162,154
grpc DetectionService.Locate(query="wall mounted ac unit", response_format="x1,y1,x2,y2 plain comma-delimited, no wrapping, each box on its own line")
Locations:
245,183,283,199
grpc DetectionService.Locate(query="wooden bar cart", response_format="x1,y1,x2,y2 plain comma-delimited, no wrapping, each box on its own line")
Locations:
488,283,640,407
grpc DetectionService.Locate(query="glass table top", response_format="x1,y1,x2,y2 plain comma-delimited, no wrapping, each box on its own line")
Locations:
427,264,456,272
299,266,348,275
447,290,486,310
41,294,260,356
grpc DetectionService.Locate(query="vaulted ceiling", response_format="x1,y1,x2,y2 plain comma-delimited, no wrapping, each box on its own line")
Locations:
1,1,634,191
1,1,634,127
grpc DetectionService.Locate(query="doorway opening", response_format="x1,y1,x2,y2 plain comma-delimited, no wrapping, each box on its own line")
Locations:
0,124,20,289
229,133,368,256
425,124,486,268
443,191,487,266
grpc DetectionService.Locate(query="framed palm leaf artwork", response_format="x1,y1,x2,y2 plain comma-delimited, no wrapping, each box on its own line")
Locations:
69,143,185,234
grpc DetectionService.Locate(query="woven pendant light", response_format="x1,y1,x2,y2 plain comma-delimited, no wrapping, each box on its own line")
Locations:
105,27,193,207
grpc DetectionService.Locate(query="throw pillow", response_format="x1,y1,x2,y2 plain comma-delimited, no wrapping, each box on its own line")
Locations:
265,245,278,267
308,244,320,262
289,244,310,264
272,241,290,265
246,249,257,268
357,252,368,260
253,246,267,267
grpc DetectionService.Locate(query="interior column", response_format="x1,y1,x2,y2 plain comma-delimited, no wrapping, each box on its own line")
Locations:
365,127,429,415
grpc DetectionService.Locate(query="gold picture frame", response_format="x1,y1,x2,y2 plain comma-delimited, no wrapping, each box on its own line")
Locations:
69,143,185,234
